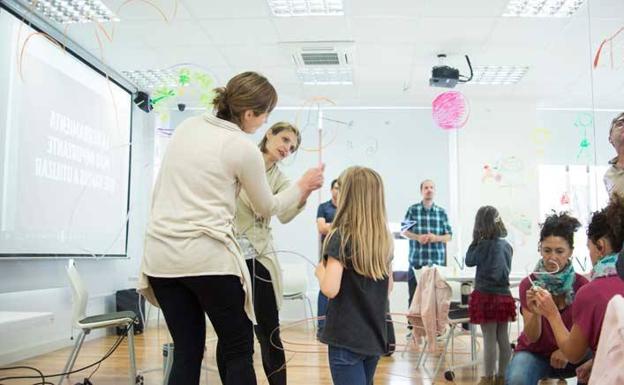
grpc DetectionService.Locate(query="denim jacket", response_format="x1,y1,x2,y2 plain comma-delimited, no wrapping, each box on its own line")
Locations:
465,238,512,295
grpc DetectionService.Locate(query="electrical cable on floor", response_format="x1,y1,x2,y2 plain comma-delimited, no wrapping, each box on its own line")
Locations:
0,325,129,384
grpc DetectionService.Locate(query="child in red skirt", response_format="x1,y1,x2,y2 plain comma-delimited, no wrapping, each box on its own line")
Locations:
466,206,516,385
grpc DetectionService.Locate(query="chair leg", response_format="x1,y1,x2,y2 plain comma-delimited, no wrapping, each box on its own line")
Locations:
163,342,174,385
300,296,309,331
127,323,137,385
416,340,428,367
451,324,455,369
57,330,87,385
432,328,454,379
400,332,411,358
303,295,314,331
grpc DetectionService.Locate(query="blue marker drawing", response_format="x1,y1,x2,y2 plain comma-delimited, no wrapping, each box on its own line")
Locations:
401,220,417,232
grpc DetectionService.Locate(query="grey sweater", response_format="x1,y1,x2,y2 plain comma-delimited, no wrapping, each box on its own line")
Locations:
465,238,513,295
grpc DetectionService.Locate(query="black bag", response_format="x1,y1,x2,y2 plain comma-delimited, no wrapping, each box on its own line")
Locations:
115,289,145,335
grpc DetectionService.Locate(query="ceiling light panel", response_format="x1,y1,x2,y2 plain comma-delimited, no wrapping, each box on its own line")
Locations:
471,66,529,85
503,0,585,17
296,66,353,85
122,69,179,89
26,0,119,24
267,0,344,17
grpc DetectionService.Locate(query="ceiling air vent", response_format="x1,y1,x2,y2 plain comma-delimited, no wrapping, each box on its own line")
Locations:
281,41,354,85
289,42,353,67
301,52,340,65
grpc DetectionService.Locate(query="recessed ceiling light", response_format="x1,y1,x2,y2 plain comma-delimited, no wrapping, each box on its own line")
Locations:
26,0,120,24
296,66,353,85
471,66,529,85
267,0,344,17
503,0,585,17
122,69,179,90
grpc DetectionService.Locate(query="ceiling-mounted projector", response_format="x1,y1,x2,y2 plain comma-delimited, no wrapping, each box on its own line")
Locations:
429,54,473,88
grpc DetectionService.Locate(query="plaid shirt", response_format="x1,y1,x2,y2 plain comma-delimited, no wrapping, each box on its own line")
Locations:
404,202,452,268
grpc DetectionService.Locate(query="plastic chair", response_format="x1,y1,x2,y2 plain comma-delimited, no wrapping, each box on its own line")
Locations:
407,266,477,381
58,260,139,385
282,263,314,328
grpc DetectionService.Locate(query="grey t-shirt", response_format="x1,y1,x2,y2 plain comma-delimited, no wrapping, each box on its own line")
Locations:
320,231,390,356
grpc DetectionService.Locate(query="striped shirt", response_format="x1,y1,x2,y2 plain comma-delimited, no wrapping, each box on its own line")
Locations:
404,202,452,268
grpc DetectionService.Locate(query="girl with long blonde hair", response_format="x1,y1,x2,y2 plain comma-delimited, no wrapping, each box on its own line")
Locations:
315,166,393,385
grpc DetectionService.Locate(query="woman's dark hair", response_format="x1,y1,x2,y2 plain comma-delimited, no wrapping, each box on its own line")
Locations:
472,205,507,243
587,195,624,253
539,212,581,249
212,71,277,128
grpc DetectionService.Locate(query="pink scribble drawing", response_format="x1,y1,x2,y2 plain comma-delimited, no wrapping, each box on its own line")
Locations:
560,192,570,205
432,91,470,130
593,26,624,69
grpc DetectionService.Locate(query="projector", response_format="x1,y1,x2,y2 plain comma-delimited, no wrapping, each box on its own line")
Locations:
429,65,460,88
429,54,473,88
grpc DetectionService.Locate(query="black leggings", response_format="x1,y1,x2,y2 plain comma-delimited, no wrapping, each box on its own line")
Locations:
149,275,256,385
246,259,286,385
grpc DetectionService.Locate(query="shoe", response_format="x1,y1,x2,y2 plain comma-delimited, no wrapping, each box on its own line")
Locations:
477,376,495,385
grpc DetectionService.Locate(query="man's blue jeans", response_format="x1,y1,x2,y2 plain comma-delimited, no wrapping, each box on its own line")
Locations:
328,345,379,385
505,351,588,385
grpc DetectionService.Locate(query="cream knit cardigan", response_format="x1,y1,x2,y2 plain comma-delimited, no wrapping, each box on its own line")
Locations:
138,113,301,323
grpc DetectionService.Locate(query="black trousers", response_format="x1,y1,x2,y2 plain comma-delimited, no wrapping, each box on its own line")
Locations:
246,259,286,385
407,266,419,308
149,275,256,385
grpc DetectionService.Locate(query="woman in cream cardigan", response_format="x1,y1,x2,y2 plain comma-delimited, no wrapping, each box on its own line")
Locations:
235,122,306,385
139,72,324,385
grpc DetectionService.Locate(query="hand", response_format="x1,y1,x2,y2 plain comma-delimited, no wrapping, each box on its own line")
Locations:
550,349,569,369
416,234,430,245
315,262,325,281
576,359,593,383
298,164,325,193
427,233,438,243
533,288,559,319
525,287,540,314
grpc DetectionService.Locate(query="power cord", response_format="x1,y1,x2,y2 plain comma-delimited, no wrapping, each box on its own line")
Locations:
0,325,128,384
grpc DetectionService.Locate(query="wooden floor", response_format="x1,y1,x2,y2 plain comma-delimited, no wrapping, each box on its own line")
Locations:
3,321,493,385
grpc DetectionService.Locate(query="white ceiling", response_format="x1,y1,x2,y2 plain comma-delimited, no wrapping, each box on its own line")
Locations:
51,0,624,108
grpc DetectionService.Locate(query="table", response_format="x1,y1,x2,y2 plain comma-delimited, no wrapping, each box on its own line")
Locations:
443,273,525,372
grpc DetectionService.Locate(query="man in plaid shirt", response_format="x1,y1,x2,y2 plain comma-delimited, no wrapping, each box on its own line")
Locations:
401,179,452,306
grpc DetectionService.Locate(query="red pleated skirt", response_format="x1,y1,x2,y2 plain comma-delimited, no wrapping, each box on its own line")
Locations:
468,290,517,324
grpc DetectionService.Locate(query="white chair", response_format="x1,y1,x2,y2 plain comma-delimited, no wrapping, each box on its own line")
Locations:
433,264,462,303
281,263,314,328
59,260,139,385
407,266,477,381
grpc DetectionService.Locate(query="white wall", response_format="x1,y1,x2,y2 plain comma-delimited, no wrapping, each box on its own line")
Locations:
0,108,155,364
254,104,619,320
455,102,616,276
248,107,451,320
101,101,621,327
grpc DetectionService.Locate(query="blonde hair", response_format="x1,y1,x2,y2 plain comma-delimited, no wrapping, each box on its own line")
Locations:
258,122,301,154
324,166,392,280
212,71,278,128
